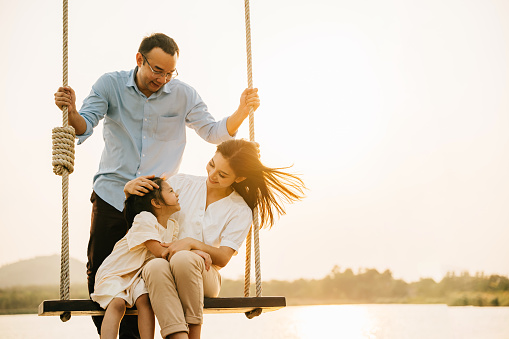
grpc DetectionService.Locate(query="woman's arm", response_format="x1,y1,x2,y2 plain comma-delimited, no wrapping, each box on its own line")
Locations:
162,238,235,268
147,241,212,270
144,240,170,258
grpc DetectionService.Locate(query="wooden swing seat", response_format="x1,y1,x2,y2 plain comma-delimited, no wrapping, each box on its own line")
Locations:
38,296,286,316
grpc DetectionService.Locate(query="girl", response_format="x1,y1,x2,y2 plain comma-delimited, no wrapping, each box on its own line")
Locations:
125,139,305,339
91,177,211,339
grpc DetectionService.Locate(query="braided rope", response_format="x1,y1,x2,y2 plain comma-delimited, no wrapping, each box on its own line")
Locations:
252,208,262,297
244,0,255,140
243,0,263,316
52,0,74,322
244,227,252,297
52,127,75,175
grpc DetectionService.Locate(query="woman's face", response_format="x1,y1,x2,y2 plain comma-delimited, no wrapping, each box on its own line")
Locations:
206,152,244,189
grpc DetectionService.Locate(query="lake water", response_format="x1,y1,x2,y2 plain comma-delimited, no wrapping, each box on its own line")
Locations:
1,304,509,338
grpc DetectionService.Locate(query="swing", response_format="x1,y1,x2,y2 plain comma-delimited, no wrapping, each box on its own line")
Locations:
39,0,285,322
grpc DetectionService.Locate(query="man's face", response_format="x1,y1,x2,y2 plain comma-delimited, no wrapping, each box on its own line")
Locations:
136,47,178,95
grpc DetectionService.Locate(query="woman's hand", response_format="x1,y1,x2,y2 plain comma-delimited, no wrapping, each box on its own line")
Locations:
161,237,196,261
191,250,212,271
162,238,234,268
124,174,159,198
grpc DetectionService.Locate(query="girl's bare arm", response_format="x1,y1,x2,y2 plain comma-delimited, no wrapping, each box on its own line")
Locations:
144,240,170,258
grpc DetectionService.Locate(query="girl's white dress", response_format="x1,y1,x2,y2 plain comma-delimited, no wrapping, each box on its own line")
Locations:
91,211,179,309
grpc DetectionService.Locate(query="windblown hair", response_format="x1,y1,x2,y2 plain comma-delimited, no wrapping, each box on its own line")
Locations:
217,139,305,229
124,177,166,229
139,33,179,57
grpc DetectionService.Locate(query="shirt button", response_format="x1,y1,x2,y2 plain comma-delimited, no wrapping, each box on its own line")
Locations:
138,171,141,175
144,118,147,121
143,136,146,139
142,154,145,157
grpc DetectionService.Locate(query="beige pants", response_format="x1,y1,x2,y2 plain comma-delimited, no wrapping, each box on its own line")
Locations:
142,251,221,338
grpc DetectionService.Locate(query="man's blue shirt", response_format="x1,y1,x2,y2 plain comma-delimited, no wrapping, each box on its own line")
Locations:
77,68,233,211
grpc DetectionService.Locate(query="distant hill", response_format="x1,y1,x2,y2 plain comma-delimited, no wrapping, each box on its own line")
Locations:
0,255,87,288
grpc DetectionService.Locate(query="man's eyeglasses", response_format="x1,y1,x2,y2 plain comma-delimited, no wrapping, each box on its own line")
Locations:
141,54,178,80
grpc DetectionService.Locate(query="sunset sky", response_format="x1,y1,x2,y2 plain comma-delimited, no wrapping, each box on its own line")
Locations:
1,0,508,284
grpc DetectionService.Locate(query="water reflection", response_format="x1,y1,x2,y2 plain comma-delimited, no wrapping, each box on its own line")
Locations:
204,304,453,339
2,305,509,338
293,305,376,339
207,304,460,339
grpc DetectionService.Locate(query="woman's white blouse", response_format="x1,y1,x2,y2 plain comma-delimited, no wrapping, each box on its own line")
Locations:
169,174,253,252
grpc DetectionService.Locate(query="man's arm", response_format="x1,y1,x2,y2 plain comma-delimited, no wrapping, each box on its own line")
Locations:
54,86,87,135
124,175,159,198
226,88,260,136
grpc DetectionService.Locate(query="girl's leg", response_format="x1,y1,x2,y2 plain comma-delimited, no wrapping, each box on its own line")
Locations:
188,324,202,339
135,294,155,339
101,298,126,339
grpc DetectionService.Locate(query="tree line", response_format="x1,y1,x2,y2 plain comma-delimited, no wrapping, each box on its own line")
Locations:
1,267,508,314
220,266,509,307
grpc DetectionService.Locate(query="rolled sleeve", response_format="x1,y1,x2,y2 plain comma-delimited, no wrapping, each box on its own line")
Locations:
76,117,94,144
217,116,237,141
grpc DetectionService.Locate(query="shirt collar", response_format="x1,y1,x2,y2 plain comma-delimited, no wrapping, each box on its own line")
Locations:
126,67,138,88
161,82,172,94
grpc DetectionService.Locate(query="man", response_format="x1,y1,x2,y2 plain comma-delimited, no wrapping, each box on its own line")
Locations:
54,33,260,339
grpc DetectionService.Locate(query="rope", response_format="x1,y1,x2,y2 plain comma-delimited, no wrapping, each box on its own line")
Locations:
52,0,74,322
244,227,252,297
252,208,262,297
243,0,263,320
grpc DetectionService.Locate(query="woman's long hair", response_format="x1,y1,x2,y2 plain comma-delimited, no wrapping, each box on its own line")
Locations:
124,177,166,229
217,139,305,229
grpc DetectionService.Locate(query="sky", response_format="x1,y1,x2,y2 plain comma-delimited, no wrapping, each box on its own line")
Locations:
0,0,508,284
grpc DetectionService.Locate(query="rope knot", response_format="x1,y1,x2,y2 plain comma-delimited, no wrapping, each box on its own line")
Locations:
52,126,76,176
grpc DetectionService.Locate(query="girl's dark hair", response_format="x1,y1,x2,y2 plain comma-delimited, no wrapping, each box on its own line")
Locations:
139,33,179,57
124,177,166,229
216,139,305,229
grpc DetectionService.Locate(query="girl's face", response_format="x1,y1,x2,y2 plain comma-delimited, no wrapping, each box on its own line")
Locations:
159,181,180,210
206,153,245,189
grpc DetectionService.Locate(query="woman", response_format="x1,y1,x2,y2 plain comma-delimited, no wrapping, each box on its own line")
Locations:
124,139,305,339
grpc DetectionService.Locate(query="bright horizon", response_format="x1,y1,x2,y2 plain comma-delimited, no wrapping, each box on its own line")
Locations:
1,0,508,284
